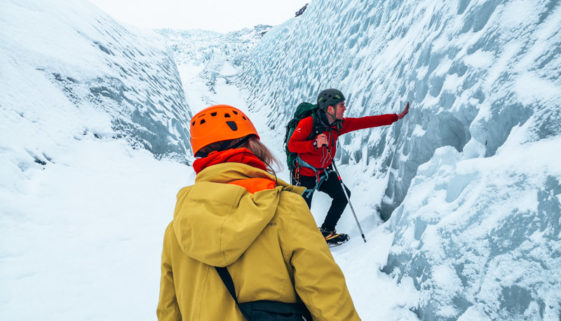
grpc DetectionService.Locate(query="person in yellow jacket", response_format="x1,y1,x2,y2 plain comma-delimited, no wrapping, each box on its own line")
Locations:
157,104,361,321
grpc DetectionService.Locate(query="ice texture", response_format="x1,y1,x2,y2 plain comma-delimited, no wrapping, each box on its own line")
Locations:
237,0,561,319
0,0,192,165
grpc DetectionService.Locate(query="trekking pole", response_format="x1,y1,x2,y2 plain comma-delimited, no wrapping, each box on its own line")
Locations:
325,148,367,243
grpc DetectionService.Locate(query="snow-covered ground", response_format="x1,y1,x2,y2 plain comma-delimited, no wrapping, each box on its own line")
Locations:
0,138,191,320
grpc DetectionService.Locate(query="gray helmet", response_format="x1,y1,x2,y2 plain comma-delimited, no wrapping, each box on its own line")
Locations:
317,88,345,111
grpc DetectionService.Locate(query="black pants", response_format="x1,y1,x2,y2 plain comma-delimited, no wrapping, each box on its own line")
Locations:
292,170,351,232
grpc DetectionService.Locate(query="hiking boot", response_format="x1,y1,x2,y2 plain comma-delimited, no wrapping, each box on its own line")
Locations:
320,228,349,245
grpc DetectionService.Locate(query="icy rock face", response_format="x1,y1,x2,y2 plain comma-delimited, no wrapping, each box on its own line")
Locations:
1,0,191,163
159,25,271,67
384,140,561,320
239,0,561,319
238,0,561,217
158,26,271,97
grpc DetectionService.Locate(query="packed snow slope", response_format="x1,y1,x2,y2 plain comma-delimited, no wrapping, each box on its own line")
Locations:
0,0,191,165
238,0,561,320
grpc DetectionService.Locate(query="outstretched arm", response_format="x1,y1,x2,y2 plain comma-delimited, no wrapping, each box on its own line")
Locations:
340,102,410,135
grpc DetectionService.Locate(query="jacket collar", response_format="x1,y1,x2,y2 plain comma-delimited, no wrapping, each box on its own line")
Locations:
193,148,267,174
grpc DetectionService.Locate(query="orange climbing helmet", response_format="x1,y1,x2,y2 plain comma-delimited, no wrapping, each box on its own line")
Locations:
190,105,259,157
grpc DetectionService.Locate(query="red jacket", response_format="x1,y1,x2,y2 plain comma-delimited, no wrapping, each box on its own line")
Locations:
288,114,398,177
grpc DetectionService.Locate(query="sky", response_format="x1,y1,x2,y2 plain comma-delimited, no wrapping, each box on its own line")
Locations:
89,0,310,33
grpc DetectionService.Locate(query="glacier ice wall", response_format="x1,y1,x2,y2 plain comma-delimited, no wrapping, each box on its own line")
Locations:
384,140,561,320
0,0,191,164
238,0,561,319
238,0,561,218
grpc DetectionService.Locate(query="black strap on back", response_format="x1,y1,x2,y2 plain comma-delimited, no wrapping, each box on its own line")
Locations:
216,267,252,320
215,267,312,321
216,267,239,303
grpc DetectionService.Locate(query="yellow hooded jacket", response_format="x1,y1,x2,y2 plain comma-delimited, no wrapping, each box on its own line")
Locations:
157,162,361,321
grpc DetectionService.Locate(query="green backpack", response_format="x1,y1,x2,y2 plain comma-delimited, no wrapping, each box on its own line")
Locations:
283,102,324,173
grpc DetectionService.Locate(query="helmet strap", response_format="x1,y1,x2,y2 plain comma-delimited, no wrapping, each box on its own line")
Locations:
325,105,338,124
205,136,249,156
229,135,252,149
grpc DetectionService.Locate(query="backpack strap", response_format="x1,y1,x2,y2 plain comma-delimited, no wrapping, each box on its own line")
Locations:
311,108,340,138
290,110,338,187
215,267,312,321
216,267,239,304
308,110,323,139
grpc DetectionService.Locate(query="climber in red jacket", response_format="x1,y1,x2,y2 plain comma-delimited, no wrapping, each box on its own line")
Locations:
288,88,409,244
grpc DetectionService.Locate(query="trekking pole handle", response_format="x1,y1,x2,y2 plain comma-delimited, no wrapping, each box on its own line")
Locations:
313,132,331,147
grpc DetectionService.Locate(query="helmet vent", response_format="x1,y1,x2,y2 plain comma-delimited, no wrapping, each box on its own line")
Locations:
224,113,231,118
242,116,247,120
199,119,206,125
191,121,195,126
226,121,238,131
232,110,238,115
211,112,217,116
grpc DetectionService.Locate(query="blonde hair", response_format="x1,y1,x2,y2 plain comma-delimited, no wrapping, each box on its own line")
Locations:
196,135,282,173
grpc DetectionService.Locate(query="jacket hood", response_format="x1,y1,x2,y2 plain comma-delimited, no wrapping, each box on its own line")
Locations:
172,162,304,267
